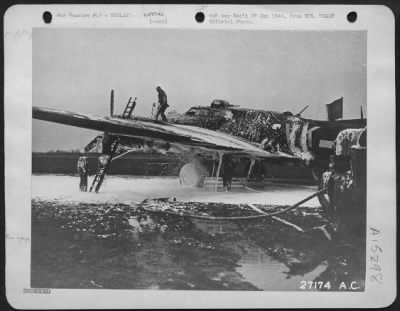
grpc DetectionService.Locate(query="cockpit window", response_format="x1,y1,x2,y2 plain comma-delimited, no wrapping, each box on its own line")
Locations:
185,108,196,116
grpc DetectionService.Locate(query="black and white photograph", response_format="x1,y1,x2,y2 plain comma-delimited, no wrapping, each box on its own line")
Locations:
4,4,396,309
31,27,368,291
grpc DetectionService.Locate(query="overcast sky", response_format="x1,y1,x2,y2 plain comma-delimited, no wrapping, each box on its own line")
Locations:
33,28,366,151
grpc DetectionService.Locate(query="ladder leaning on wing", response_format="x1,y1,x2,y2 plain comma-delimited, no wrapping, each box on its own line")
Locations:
89,137,120,193
122,97,137,119
89,96,136,193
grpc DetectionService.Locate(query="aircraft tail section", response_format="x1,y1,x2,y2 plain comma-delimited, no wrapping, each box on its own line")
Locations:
285,117,314,163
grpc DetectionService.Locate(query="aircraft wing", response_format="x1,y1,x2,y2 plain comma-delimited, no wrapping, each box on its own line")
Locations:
33,106,295,159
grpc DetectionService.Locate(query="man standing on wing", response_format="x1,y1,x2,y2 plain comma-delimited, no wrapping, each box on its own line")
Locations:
155,86,169,122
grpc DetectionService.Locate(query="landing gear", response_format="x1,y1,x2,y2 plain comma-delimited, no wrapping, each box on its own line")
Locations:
246,159,265,182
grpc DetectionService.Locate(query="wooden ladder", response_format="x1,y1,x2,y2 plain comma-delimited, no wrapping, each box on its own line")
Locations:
89,137,120,193
89,96,137,193
122,97,137,119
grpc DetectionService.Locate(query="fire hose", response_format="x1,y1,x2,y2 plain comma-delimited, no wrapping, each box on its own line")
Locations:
141,187,327,221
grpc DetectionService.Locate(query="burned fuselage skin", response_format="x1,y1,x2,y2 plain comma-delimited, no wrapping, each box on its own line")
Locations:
168,104,314,167
167,103,366,170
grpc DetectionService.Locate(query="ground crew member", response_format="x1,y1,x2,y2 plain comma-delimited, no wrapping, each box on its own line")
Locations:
155,86,169,121
77,154,89,191
97,154,110,171
222,155,235,192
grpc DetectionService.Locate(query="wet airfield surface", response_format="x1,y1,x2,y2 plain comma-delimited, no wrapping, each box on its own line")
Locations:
31,175,365,291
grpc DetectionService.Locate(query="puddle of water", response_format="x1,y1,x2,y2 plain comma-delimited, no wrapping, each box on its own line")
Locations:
193,218,329,291
237,248,328,291
31,200,363,291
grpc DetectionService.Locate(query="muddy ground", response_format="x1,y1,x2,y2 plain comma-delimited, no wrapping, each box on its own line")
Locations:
31,199,365,291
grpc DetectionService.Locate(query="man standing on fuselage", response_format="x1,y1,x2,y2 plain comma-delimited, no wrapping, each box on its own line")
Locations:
154,86,169,122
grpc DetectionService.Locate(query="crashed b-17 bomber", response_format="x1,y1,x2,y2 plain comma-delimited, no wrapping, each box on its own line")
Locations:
32,90,367,291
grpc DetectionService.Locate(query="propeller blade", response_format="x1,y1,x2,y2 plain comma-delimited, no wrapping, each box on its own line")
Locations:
110,89,114,117
296,105,309,117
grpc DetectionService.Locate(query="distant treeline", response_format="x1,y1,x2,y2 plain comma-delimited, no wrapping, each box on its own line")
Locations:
45,149,83,153
32,152,184,176
32,152,314,180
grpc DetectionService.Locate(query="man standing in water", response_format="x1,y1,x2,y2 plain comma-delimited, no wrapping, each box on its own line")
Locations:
154,86,169,122
77,153,89,191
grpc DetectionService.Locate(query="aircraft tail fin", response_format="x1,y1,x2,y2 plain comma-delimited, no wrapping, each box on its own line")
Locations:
326,97,343,121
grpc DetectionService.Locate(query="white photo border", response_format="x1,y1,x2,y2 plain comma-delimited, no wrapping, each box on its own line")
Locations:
4,4,396,309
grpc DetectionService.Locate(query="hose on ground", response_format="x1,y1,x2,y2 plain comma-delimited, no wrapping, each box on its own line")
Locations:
141,188,327,221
